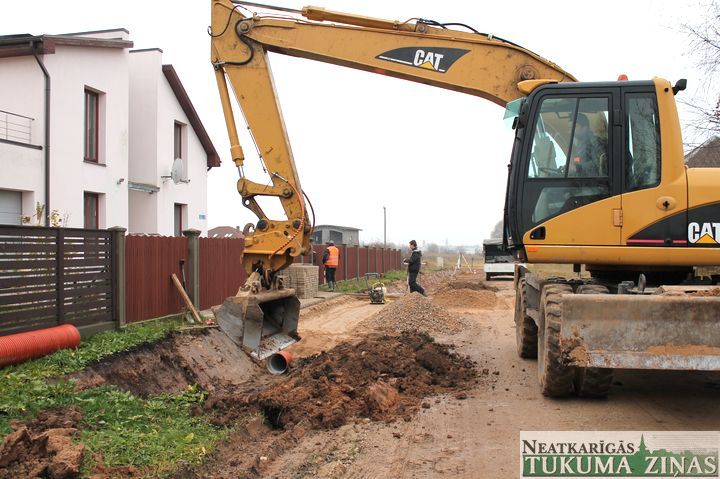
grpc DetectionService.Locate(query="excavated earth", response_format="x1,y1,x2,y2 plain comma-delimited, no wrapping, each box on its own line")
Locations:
0,277,479,479
7,270,720,478
175,330,477,479
0,407,85,479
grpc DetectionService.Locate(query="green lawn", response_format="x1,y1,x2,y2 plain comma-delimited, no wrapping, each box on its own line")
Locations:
0,319,229,477
321,270,408,293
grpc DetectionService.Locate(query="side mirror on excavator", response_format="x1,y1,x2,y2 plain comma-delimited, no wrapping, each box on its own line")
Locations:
672,78,687,95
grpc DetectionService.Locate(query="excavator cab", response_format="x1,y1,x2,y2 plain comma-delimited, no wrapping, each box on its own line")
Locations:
505,78,691,265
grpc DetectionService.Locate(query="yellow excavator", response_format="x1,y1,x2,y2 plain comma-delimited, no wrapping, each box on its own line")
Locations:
210,0,720,396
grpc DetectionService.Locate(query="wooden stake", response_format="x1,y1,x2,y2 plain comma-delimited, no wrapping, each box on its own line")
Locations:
171,273,202,324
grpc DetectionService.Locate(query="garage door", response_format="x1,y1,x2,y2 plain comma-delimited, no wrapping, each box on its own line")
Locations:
0,190,22,225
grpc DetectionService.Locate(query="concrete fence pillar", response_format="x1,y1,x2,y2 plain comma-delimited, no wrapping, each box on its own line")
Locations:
109,226,127,329
183,229,201,308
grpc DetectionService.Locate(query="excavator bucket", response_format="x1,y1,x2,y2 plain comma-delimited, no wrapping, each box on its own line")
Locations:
213,288,300,360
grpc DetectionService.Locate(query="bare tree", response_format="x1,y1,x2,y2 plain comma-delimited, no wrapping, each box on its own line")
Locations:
682,1,720,147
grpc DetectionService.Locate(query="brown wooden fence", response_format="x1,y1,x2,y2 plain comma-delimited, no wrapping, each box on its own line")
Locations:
295,244,402,283
125,235,187,324
1,226,405,332
0,225,115,336
198,237,246,310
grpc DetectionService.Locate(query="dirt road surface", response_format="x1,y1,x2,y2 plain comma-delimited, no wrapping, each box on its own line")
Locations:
7,271,720,478
263,273,720,478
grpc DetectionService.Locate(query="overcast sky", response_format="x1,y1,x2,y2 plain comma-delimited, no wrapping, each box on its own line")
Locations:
2,1,710,246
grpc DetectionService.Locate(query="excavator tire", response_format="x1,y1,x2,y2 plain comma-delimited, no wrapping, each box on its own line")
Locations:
538,283,575,397
514,278,538,358
573,284,614,398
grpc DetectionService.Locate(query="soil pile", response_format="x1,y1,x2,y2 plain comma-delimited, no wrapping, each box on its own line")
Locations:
71,328,263,397
443,278,499,292
432,288,498,310
0,407,84,479
364,292,465,335
255,331,476,430
690,288,720,297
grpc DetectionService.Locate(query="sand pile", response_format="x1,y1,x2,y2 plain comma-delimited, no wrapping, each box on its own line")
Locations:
432,288,498,309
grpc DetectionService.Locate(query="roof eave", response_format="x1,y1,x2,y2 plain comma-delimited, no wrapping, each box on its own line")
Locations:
162,64,221,168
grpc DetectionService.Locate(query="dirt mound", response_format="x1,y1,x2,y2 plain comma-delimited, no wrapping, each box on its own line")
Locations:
20,406,84,435
0,407,85,479
256,331,476,430
691,288,720,296
432,288,498,309
444,279,499,292
71,328,263,397
363,292,465,335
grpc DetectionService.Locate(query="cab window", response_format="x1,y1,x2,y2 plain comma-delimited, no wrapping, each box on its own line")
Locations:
528,97,609,179
625,93,660,191
525,96,610,225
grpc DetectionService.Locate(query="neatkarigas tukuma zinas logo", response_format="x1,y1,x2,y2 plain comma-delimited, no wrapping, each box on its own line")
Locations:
521,436,719,477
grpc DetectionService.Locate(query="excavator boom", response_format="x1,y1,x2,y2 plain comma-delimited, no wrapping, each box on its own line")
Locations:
209,0,577,358
210,0,576,277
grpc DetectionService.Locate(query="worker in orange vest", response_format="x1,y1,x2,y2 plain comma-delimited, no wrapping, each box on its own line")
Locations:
322,241,340,292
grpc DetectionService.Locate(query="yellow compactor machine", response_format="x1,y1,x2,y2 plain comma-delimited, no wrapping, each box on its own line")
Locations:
210,0,720,396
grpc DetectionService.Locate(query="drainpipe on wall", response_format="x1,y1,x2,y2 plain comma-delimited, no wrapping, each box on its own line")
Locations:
32,40,51,227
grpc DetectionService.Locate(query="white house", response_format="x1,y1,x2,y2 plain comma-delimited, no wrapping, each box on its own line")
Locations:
0,30,220,235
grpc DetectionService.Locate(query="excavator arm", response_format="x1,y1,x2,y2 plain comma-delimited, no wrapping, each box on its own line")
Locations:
209,0,576,284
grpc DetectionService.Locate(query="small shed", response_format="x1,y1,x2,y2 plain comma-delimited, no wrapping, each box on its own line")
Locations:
311,224,361,246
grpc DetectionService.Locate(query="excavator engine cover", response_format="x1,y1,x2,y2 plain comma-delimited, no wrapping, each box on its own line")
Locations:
213,288,301,360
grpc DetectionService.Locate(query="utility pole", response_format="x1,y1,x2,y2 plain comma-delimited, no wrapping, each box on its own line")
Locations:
383,206,386,273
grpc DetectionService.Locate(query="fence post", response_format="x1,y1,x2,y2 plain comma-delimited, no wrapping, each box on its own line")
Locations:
56,228,65,325
356,246,360,280
343,245,348,280
109,226,127,329
183,229,201,308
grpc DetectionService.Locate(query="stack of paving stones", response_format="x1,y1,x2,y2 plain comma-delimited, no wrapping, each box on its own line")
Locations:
278,264,319,299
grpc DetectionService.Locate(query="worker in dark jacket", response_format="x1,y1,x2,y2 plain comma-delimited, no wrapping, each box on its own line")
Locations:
404,239,426,296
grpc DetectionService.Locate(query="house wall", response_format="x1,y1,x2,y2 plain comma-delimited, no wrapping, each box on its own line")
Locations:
154,68,209,235
43,45,130,229
1,35,212,234
128,50,160,186
0,55,46,223
128,50,160,234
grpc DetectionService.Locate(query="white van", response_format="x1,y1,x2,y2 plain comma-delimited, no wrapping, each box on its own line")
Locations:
482,239,515,280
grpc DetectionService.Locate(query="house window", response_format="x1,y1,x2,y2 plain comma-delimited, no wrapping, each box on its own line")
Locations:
174,122,183,160
84,192,99,229
174,203,185,236
84,89,99,163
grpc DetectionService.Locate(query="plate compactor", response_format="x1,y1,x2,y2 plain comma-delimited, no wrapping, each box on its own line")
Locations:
369,282,387,304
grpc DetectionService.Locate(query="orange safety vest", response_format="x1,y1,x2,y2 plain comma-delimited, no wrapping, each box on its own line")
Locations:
324,245,339,268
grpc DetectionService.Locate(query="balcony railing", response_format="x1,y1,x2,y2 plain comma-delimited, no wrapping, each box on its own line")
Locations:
0,109,33,144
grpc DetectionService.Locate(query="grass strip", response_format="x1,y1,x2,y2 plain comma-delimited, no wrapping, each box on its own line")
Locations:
0,318,228,477
324,270,407,293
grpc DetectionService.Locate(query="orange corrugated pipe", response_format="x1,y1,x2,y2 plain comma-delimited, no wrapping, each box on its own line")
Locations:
0,324,81,368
